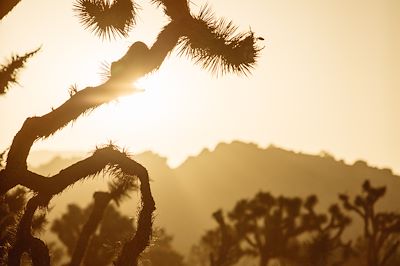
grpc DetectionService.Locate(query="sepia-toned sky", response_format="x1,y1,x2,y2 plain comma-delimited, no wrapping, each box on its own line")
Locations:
1,0,399,173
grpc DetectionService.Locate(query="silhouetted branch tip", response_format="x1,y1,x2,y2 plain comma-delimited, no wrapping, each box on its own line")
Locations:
73,0,139,39
178,4,263,76
0,47,41,94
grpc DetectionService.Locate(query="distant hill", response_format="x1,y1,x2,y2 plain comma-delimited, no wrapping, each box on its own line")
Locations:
29,141,400,255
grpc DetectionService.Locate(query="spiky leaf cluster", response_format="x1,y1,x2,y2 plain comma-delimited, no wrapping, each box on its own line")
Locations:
0,187,28,262
0,47,40,94
107,172,138,206
92,143,139,205
178,6,262,75
73,0,138,39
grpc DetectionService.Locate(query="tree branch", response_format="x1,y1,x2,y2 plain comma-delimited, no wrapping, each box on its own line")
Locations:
3,21,181,175
7,196,50,266
7,145,154,266
0,0,21,20
70,192,112,266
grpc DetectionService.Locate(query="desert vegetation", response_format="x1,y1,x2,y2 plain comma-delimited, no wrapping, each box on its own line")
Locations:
189,180,400,266
1,1,398,266
0,0,261,265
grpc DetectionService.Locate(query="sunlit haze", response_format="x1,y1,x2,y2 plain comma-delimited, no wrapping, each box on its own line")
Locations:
1,0,399,173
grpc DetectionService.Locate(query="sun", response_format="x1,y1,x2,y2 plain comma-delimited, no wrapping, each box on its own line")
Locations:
80,60,192,145
133,73,160,92
93,70,172,121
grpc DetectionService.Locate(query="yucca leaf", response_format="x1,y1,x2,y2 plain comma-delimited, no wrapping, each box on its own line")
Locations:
73,0,139,39
178,5,263,76
0,47,40,95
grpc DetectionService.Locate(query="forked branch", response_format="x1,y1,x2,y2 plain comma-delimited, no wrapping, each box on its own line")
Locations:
7,145,155,265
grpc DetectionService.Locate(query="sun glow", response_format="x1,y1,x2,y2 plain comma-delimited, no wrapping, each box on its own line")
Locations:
94,69,177,125
114,73,167,115
134,74,159,92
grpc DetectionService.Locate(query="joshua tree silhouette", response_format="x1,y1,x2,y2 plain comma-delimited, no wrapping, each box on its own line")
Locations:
0,0,261,265
339,180,400,266
196,192,352,266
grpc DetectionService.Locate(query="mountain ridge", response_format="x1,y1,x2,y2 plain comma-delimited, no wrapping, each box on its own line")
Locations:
29,141,397,175
29,141,400,255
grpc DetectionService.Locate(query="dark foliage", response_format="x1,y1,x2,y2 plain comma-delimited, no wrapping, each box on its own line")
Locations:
73,0,139,39
193,191,354,266
178,5,262,76
209,210,243,266
141,228,186,266
0,187,27,263
302,202,353,266
228,192,318,265
339,180,400,266
52,203,135,266
51,203,185,266
0,47,40,94
0,0,261,264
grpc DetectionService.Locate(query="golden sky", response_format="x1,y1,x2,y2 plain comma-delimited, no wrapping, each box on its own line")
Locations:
0,0,399,172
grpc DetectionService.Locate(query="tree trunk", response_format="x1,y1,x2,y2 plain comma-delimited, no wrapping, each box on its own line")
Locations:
70,192,112,266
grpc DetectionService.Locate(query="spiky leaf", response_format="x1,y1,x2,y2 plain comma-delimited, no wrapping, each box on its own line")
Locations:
178,5,262,76
0,47,40,94
73,0,139,39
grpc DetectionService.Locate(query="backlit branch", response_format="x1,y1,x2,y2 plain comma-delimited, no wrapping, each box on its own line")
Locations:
178,5,262,75
3,21,181,174
7,196,50,266
69,192,112,266
6,145,155,265
1,1,262,264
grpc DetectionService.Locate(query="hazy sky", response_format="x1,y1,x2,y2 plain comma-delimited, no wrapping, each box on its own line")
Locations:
1,0,399,173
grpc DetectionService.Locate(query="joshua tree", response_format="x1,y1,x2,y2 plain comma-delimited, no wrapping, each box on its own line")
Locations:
209,210,240,266
188,210,242,266
227,192,322,266
192,192,352,266
0,0,261,265
206,210,243,266
302,196,353,266
339,180,400,266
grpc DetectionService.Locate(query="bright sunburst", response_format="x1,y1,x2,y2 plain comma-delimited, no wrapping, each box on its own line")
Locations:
134,74,158,92
96,70,173,123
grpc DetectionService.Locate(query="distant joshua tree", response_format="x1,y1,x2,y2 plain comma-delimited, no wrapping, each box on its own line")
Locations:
0,0,262,265
194,192,353,266
227,192,323,266
339,180,400,266
302,197,353,266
